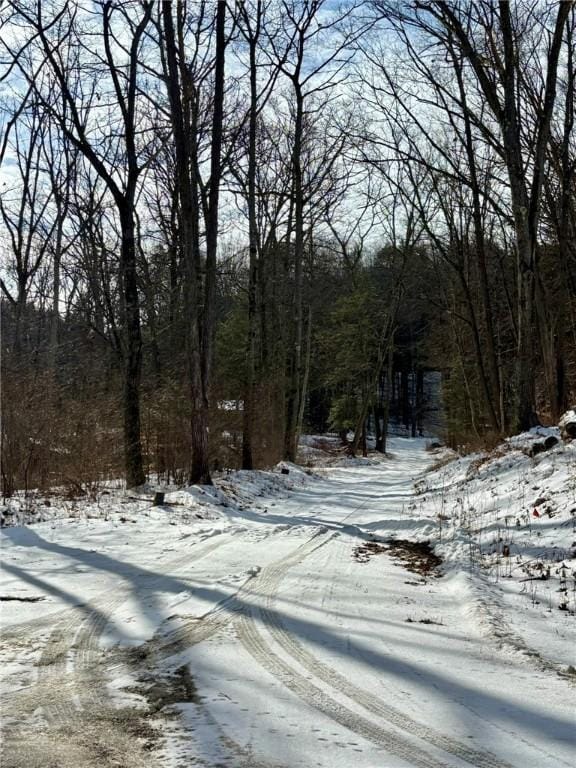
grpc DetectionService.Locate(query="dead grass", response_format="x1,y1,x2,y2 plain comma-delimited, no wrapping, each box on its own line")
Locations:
446,430,505,456
425,452,457,473
405,617,444,625
465,443,511,479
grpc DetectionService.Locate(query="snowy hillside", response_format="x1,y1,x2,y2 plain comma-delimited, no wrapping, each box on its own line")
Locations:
416,426,576,675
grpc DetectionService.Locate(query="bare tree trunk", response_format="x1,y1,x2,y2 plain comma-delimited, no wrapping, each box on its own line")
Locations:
374,401,382,452
295,304,312,447
48,191,65,375
162,0,226,485
382,345,393,453
242,9,261,470
452,51,502,432
284,86,305,462
416,368,424,436
457,267,501,432
119,206,145,488
401,369,410,431
192,0,227,485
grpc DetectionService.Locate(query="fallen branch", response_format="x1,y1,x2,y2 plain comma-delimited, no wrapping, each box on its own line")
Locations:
0,595,46,602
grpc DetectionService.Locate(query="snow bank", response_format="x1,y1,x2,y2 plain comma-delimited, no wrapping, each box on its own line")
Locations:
0,460,315,530
417,423,576,672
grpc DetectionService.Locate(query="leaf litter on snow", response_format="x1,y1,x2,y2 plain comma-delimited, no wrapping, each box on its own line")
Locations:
352,537,443,582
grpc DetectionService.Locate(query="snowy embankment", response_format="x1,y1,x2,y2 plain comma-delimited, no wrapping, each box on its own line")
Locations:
1,430,574,768
415,422,576,675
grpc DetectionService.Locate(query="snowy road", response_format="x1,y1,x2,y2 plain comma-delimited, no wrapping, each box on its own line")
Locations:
1,439,574,768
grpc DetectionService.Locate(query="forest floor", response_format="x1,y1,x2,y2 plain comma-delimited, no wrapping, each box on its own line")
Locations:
1,435,575,768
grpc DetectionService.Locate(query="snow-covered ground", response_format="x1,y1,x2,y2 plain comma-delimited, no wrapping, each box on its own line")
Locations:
416,428,576,672
1,435,574,768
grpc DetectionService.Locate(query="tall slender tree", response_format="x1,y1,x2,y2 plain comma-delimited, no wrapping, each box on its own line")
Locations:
5,1,155,486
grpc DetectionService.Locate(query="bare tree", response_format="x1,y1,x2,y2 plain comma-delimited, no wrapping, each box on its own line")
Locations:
160,0,228,484
383,0,570,429
0,96,56,354
270,0,368,460
233,0,286,470
4,1,155,486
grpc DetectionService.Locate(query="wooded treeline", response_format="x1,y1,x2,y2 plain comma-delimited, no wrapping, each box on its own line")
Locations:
1,0,574,494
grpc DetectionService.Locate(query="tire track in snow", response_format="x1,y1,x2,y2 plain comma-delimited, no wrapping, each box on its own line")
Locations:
90,531,336,768
2,526,322,736
240,535,514,768
54,533,233,712
2,531,242,767
66,529,335,767
51,529,326,722
237,612,456,768
259,565,513,768
0,606,81,644
1,498,343,764
230,529,459,768
123,525,335,666
1,531,233,757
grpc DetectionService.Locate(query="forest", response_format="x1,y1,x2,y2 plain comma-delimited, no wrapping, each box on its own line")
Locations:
2,5,576,768
1,0,575,493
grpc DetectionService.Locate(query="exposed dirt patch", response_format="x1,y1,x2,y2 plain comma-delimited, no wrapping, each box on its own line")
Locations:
1,706,162,768
353,538,443,581
136,664,201,713
0,626,200,768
